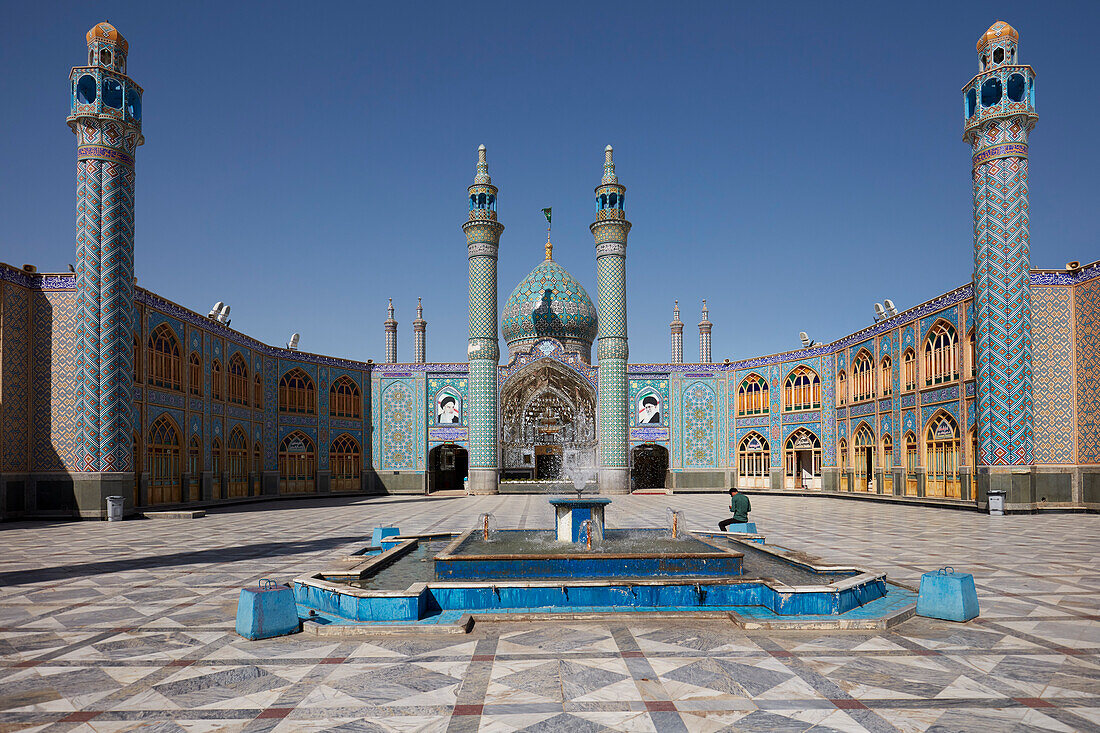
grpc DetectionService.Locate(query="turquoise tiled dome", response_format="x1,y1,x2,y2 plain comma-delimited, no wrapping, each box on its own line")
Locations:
502,256,598,351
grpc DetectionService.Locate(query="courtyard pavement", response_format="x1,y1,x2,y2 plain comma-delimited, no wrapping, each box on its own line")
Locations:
0,493,1097,732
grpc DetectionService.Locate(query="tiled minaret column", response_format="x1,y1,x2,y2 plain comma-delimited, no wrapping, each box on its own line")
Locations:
591,146,632,494
464,145,504,495
962,22,1037,502
413,297,426,363
670,301,684,363
699,300,713,363
68,23,144,516
384,299,398,363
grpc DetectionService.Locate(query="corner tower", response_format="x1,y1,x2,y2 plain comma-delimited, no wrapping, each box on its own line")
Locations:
68,22,144,514
699,300,712,363
590,146,632,494
670,301,683,363
384,299,397,363
962,22,1037,486
413,297,426,363
464,145,504,494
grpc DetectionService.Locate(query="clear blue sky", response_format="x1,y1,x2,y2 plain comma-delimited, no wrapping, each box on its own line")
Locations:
3,1,1097,364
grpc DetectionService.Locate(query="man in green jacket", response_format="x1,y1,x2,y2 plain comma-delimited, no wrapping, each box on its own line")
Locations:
718,487,751,531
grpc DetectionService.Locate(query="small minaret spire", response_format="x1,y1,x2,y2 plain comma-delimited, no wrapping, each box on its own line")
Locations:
670,300,684,363
699,299,712,363
384,298,398,363
413,297,426,363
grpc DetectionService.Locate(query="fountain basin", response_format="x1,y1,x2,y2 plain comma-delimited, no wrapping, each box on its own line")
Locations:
549,497,611,542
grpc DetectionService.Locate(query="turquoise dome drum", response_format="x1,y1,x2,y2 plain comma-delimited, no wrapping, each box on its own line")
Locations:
502,253,598,362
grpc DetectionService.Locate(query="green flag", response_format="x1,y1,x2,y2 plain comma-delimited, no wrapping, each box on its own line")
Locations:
541,207,552,226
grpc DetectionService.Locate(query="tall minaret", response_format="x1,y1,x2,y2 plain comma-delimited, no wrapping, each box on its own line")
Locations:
384,299,398,363
69,22,144,513
699,300,713,363
413,297,426,363
591,145,632,494
670,300,683,363
963,21,1037,479
464,145,504,494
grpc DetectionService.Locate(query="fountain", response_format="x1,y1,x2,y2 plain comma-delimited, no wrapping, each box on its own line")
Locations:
476,513,497,542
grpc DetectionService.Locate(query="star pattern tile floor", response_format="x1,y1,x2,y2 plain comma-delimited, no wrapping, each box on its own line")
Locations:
0,494,1097,731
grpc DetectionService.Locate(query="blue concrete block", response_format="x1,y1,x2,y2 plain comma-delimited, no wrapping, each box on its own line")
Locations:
916,568,979,622
236,580,300,640
372,527,400,548
723,522,757,533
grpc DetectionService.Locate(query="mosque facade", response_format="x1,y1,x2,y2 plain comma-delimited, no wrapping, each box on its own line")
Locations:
1,21,1098,519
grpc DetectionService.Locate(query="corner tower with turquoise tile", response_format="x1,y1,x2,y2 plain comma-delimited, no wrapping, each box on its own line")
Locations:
962,22,1037,501
464,146,504,494
68,22,144,515
591,146,632,494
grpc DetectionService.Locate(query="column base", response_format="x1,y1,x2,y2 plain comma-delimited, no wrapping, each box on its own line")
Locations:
70,472,136,519
599,468,629,495
467,468,499,495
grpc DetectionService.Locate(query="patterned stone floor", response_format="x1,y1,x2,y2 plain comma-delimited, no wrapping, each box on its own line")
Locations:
0,494,1097,732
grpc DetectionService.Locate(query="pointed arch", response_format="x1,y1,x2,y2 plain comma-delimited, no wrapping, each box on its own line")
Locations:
330,375,362,419
902,347,917,391
838,437,849,491
279,368,316,414
254,373,264,409
187,434,201,498
189,352,203,396
968,328,977,378
784,428,821,489
228,353,249,406
227,426,249,497
853,422,875,492
148,323,182,390
852,349,874,402
925,410,961,498
784,366,820,412
904,430,918,496
881,355,893,397
211,359,223,401
836,370,847,406
133,333,142,384
882,433,894,493
924,320,959,386
682,382,717,468
211,436,223,499
737,431,770,488
330,433,361,491
279,430,316,493
147,414,181,505
736,373,768,416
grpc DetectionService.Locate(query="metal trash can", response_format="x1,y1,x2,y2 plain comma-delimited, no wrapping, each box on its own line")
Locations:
106,495,125,522
987,489,1006,516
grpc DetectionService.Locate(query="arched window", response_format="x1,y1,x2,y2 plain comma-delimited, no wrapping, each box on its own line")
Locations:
835,370,846,406
881,356,892,397
902,348,916,391
926,412,961,499
736,374,768,416
211,437,222,500
882,433,894,493
330,376,361,419
148,324,182,390
838,438,849,492
227,427,249,497
784,428,821,489
924,322,959,386
211,359,223,401
254,373,264,409
853,423,875,492
228,354,249,406
187,435,201,498
330,434,361,491
784,366,820,412
189,352,202,396
279,431,316,494
852,350,873,402
254,442,263,490
905,431,918,496
133,334,142,383
279,368,316,414
737,432,770,488
147,415,181,505
968,330,976,378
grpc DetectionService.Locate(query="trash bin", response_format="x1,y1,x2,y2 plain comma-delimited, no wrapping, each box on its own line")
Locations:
987,489,1006,516
106,495,125,522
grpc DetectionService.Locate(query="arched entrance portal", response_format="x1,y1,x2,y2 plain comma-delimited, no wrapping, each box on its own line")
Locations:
500,358,597,481
428,444,468,493
784,428,821,490
631,444,669,489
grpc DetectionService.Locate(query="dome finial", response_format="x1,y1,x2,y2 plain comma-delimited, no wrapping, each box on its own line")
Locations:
474,144,490,184
545,236,553,261
601,144,617,184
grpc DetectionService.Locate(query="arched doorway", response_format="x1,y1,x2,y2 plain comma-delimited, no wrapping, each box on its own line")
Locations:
429,444,469,492
227,427,249,498
784,428,821,489
853,423,874,492
838,438,849,491
736,432,770,489
330,434,362,492
147,415,181,505
279,431,316,494
499,358,597,481
631,444,669,489
882,434,894,494
905,431,918,496
926,412,960,498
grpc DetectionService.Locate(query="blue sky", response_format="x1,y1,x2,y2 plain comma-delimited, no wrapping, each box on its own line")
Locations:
3,1,1097,364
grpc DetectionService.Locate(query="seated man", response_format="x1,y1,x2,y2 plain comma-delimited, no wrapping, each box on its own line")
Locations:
718,487,751,531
